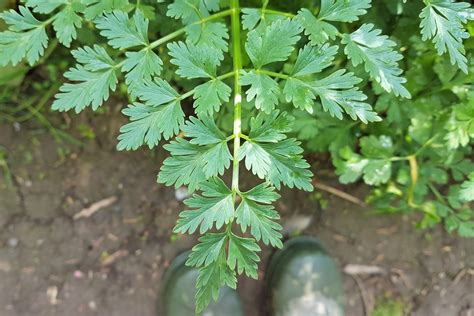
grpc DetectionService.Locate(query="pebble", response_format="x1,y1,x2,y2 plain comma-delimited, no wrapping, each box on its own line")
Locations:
7,237,18,248
88,301,97,311
73,270,84,279
174,187,190,201
13,122,21,132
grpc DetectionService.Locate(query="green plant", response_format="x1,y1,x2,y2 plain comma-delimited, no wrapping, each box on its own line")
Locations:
1,0,473,312
300,1,474,237
371,298,404,316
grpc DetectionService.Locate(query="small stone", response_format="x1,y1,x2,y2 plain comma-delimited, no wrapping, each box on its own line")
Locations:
174,187,190,201
73,270,84,279
88,301,97,311
46,286,59,305
461,308,474,316
282,215,312,235
0,261,11,272
7,237,18,248
13,122,21,132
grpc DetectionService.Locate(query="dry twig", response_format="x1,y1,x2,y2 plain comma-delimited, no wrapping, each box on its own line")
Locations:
73,196,118,220
313,180,367,207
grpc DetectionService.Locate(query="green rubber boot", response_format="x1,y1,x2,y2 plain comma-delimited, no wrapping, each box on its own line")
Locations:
161,252,244,316
266,237,345,316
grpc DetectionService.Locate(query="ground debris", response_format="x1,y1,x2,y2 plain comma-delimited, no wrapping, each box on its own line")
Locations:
73,196,118,220
46,286,59,305
344,264,386,275
100,250,129,267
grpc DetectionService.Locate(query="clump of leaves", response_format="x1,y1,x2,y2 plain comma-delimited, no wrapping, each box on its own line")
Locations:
1,0,473,312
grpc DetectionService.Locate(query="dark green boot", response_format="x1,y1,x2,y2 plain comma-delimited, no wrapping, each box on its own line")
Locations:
161,252,244,316
266,237,345,316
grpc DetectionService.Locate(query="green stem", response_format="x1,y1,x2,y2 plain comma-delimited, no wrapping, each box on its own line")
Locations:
256,69,289,79
239,133,250,141
149,9,233,50
261,8,295,18
428,183,447,205
230,0,243,193
178,71,236,101
149,28,186,49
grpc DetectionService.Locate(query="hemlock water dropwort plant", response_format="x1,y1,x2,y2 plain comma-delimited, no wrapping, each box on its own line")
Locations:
1,0,473,312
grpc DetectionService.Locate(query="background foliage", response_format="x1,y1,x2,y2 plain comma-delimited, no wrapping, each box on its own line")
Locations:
0,0,473,312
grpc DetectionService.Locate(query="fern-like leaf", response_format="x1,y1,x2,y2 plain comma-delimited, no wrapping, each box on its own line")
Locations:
342,24,411,98
0,6,48,66
52,45,118,112
420,0,472,73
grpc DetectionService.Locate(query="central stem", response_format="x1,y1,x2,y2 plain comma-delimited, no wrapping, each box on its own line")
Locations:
230,0,242,193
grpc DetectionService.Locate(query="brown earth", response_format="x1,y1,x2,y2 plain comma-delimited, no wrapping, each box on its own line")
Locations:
0,105,472,316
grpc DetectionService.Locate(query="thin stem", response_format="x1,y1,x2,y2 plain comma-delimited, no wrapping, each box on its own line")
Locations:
149,9,233,50
261,8,295,18
239,133,250,141
43,12,61,26
174,71,236,101
256,69,290,79
428,183,447,205
230,0,243,193
413,134,439,156
149,28,186,49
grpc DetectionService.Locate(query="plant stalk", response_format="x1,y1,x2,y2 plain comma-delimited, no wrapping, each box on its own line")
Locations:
230,0,243,193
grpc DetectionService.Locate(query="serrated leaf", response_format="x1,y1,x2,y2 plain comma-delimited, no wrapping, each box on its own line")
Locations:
186,21,229,52
298,70,381,123
363,160,392,185
167,0,219,24
337,137,394,186
158,116,232,191
444,103,474,150
182,116,228,146
168,0,228,50
53,5,82,47
117,101,184,150
133,77,180,106
174,178,234,234
247,111,293,143
240,70,280,113
122,49,163,96
25,0,68,14
337,154,369,184
360,135,394,158
193,79,231,116
237,184,283,248
227,233,260,278
0,6,48,66
342,24,411,98
168,41,223,79
195,254,236,313
242,8,261,30
83,0,129,21
187,232,228,267
297,8,338,46
459,174,474,202
239,112,313,191
420,0,472,73
291,44,338,77
319,0,372,22
51,45,117,113
458,221,474,238
283,79,316,113
159,139,232,191
95,10,149,49
245,18,301,68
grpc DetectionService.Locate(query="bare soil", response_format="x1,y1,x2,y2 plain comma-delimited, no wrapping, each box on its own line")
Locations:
0,106,472,316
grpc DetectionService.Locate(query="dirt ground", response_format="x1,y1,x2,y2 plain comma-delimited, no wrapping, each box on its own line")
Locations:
0,105,473,316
